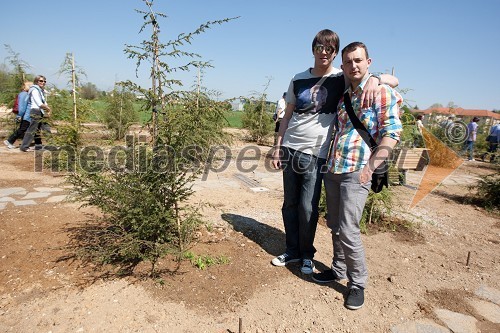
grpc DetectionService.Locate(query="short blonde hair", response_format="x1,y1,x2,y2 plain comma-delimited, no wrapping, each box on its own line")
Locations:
23,81,32,91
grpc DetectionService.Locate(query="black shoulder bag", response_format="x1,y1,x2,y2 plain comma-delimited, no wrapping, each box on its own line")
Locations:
343,92,389,193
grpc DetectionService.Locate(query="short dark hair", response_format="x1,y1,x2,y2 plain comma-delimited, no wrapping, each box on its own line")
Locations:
341,42,369,60
417,115,424,120
312,29,340,55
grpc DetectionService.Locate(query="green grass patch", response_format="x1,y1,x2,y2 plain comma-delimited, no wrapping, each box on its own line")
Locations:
89,100,244,127
183,251,230,270
224,111,244,128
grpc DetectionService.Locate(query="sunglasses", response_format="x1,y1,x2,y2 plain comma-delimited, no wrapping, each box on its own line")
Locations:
314,44,335,54
38,80,46,83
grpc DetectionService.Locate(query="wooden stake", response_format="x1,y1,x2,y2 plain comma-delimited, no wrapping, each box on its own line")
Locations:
466,251,471,266
239,317,243,333
71,53,77,123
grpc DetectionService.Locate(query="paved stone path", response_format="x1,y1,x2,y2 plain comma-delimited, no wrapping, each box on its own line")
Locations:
391,285,500,332
0,186,67,210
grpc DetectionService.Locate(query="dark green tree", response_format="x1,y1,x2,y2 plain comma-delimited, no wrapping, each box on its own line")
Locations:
80,82,100,100
67,0,237,276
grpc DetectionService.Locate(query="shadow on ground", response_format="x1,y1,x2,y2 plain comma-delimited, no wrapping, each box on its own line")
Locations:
221,213,346,293
221,213,284,257
432,189,476,205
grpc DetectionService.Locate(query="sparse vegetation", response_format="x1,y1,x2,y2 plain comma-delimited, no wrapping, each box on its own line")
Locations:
470,172,500,210
183,251,230,270
241,79,274,144
102,86,138,140
360,187,398,234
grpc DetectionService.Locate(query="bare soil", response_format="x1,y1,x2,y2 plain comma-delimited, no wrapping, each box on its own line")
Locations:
0,130,499,333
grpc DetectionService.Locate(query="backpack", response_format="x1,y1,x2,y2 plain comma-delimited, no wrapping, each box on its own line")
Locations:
12,94,19,114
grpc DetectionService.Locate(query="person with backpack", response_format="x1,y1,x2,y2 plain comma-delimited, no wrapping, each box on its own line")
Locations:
19,75,51,152
3,81,35,149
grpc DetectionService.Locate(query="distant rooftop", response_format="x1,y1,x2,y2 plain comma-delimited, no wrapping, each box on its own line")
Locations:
412,107,500,120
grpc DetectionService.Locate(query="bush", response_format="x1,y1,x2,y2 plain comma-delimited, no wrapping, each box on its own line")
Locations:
67,91,232,275
318,182,399,235
241,99,274,144
103,88,138,140
360,187,394,234
49,89,93,122
472,172,500,210
398,111,420,148
68,156,204,273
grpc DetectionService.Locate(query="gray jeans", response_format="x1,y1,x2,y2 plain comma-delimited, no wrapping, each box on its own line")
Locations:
324,171,370,289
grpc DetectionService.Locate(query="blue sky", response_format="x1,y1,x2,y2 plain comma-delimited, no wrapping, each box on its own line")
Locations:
1,0,499,110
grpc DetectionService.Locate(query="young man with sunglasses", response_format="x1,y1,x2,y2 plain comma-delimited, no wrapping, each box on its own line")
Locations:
271,30,398,275
19,75,51,152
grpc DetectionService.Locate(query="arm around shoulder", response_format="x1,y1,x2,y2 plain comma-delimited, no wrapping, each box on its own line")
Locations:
379,74,399,88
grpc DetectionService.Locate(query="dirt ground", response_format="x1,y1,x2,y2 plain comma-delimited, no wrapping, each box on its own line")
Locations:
0,130,499,333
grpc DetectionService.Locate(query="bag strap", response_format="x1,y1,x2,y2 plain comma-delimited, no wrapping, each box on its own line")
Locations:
343,92,378,151
30,85,46,104
316,74,328,87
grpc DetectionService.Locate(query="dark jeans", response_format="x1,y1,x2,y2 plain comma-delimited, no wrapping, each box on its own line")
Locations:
274,120,281,133
482,142,498,162
281,147,325,260
487,142,498,153
7,120,42,146
462,140,475,160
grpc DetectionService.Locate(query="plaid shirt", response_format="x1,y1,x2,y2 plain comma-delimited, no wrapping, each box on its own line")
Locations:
327,77,403,174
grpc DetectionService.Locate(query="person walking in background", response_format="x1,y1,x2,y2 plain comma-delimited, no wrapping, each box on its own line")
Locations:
270,30,398,275
4,81,33,149
413,114,425,147
440,116,454,130
273,92,287,146
19,75,51,152
462,117,480,161
416,114,424,134
482,121,499,162
312,42,402,310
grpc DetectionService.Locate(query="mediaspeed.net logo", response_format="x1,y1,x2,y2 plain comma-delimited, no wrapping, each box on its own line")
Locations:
29,120,478,208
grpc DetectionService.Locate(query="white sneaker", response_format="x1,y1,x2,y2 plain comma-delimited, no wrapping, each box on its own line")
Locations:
271,253,300,267
3,140,14,149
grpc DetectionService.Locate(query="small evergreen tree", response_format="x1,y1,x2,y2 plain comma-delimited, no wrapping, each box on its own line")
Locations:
473,172,500,210
67,0,237,276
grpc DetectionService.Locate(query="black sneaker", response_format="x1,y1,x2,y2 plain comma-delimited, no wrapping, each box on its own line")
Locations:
312,269,342,283
345,288,364,310
271,253,300,267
